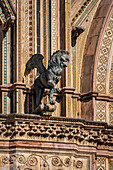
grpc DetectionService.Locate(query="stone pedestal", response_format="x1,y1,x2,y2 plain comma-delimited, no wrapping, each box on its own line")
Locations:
32,104,56,116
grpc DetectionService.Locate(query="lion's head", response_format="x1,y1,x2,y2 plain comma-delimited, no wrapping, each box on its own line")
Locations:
48,50,69,68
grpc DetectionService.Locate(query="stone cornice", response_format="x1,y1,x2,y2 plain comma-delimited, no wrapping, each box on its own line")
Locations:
1,84,113,103
0,83,26,92
0,113,113,151
72,91,113,102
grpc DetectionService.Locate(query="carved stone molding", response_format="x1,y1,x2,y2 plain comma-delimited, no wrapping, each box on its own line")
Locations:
0,0,16,31
0,83,26,92
0,113,112,150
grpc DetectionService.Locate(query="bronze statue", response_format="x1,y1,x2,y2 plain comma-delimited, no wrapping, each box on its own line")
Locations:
24,50,69,113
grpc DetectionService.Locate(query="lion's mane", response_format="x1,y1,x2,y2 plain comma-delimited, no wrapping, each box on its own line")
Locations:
48,50,69,68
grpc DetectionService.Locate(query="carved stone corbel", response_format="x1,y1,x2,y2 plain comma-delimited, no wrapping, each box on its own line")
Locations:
3,16,15,31
0,0,16,31
71,26,85,47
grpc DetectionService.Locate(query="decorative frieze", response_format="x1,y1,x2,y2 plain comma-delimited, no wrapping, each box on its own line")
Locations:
0,153,89,170
0,114,112,150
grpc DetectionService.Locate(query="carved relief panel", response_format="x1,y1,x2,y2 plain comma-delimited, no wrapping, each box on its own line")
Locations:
0,153,90,170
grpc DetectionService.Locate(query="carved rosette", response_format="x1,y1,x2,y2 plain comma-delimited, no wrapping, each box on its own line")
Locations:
51,157,62,167
75,160,83,168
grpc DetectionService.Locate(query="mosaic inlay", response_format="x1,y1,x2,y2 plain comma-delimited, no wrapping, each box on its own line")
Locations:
18,90,21,114
25,0,29,85
73,47,76,117
96,9,113,94
109,160,113,170
73,98,76,118
0,7,6,23
3,93,7,114
96,101,106,122
96,157,106,170
3,29,7,114
43,0,47,66
51,0,56,53
0,6,8,114
3,32,7,84
65,0,72,116
17,0,22,113
29,0,33,86
18,0,22,82
65,0,71,87
109,102,113,125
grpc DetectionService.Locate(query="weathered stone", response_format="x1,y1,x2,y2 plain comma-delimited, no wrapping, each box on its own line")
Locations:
88,18,104,37
94,4,110,18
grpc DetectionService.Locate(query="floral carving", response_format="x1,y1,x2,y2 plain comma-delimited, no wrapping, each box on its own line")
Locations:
17,155,26,164
76,160,83,168
9,155,16,164
63,158,71,167
73,160,83,168
27,155,38,166
51,157,62,167
1,154,88,169
2,156,8,164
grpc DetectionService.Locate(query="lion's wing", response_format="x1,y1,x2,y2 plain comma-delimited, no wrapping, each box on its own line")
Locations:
24,54,46,77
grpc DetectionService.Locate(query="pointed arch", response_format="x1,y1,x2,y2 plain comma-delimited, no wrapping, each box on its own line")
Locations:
81,0,113,121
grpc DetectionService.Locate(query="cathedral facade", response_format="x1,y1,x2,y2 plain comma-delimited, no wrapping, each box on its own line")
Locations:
0,0,113,169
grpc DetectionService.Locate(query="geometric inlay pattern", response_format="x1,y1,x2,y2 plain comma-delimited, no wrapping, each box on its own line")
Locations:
18,0,22,82
17,0,22,113
25,0,29,85
109,55,113,94
109,102,113,125
51,0,56,53
3,93,7,114
96,157,106,170
0,7,6,23
29,0,33,86
96,9,113,94
109,160,113,170
96,101,106,122
3,32,7,85
65,0,72,116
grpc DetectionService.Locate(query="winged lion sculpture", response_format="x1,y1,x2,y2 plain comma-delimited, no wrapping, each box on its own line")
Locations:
24,50,69,108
